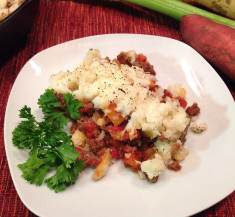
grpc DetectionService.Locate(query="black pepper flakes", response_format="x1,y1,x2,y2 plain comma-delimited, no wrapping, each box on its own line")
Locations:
118,88,126,94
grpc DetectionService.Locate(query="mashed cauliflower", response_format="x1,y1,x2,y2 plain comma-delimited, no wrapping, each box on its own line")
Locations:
49,49,206,182
50,49,190,142
0,0,25,21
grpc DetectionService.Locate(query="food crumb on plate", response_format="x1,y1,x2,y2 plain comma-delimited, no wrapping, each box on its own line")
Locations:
191,122,207,133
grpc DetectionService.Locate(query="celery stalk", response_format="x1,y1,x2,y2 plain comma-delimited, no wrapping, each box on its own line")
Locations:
124,0,235,28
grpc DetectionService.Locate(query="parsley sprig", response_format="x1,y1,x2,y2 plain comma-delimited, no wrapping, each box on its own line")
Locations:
38,89,83,128
12,89,85,192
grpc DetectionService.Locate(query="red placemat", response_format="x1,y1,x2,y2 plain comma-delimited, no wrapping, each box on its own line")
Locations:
0,1,234,216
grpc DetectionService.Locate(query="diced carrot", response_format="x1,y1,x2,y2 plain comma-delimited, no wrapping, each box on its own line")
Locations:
142,147,156,161
123,152,141,169
149,80,156,91
106,103,126,126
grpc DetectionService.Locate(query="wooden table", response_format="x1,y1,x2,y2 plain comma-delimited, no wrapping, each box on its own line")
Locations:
0,1,234,216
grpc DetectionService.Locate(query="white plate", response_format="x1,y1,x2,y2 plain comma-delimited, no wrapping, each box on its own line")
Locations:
4,34,235,217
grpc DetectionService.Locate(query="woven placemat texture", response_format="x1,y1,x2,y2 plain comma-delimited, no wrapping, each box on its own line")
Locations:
0,1,234,216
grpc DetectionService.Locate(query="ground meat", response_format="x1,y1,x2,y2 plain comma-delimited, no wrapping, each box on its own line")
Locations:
168,161,181,171
129,139,142,148
105,56,111,62
96,148,107,158
86,132,121,156
123,144,139,153
102,135,125,158
186,102,200,117
78,152,101,167
88,139,105,155
102,133,122,147
79,100,95,116
117,52,132,66
146,175,158,183
163,89,173,99
87,137,117,157
135,135,156,152
137,61,156,76
70,121,78,134
179,126,189,145
171,143,181,152
55,92,66,107
161,89,173,103
137,141,154,153
79,116,90,123
116,52,156,75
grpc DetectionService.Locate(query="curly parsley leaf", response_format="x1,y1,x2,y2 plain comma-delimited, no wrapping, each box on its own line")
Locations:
38,89,83,128
63,93,83,119
18,151,51,186
55,139,80,168
45,159,85,193
12,106,37,149
38,89,62,110
38,89,69,128
19,105,35,120
12,89,85,193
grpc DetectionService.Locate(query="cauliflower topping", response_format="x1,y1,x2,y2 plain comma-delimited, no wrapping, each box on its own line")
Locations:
50,49,190,141
48,49,206,184
141,154,165,179
0,0,26,21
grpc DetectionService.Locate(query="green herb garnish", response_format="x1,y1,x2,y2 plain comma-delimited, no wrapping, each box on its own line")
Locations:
12,89,85,192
